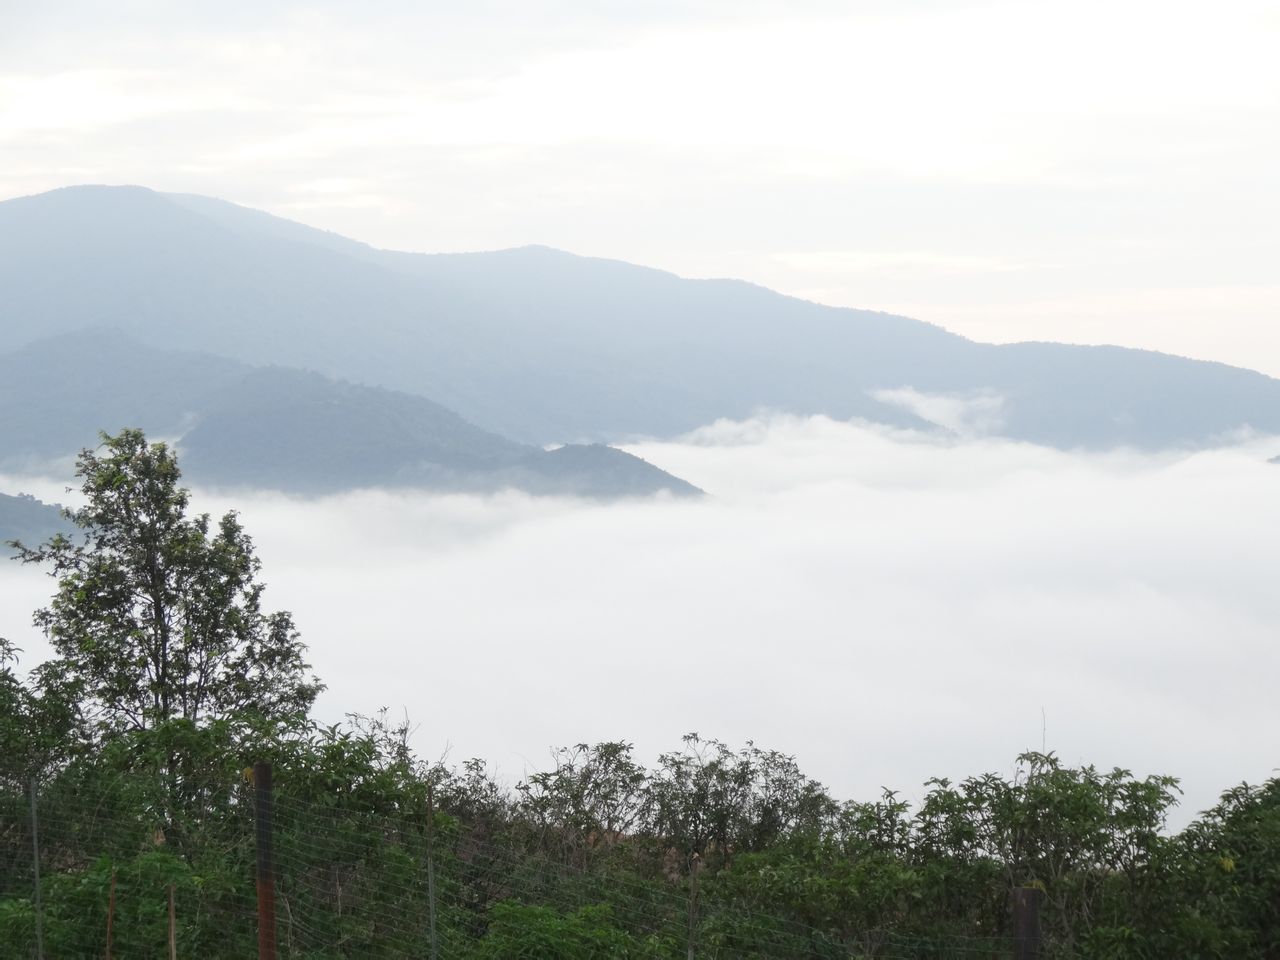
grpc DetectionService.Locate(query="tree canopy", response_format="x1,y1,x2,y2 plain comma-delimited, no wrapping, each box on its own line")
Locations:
11,429,320,735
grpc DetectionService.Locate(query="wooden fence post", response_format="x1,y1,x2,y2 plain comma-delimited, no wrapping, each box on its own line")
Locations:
29,779,44,960
168,883,177,960
686,852,702,960
1012,886,1043,960
105,868,116,960
426,783,439,960
254,761,277,960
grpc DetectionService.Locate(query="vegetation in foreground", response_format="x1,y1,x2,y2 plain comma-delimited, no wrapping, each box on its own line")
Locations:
1,430,1277,958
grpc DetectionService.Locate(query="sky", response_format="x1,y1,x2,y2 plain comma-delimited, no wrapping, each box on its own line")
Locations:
2,0,1278,374
4,418,1278,825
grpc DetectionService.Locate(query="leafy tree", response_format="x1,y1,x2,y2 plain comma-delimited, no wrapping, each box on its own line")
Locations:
12,429,321,737
518,741,648,865
913,753,1181,951
645,734,834,869
472,902,650,958
0,639,58,786
1166,778,1280,956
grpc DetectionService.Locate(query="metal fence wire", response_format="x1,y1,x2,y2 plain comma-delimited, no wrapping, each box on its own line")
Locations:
1,766,1072,960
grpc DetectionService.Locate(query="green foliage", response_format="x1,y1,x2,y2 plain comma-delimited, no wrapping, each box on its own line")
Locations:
5,721,1280,957
1149,778,1280,957
12,429,321,737
645,734,835,868
0,636,78,787
472,902,651,958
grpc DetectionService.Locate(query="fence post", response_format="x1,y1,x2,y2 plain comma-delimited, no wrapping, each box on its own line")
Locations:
29,779,44,960
168,883,177,960
105,868,117,960
426,783,438,960
1012,886,1043,960
254,761,277,960
685,852,701,960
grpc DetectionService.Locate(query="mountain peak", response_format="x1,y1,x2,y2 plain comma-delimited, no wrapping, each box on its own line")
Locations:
3,185,1278,451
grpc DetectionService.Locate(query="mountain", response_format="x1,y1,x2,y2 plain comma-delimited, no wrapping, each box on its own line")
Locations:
0,334,699,498
0,493,71,548
3,184,1280,448
0,330,244,462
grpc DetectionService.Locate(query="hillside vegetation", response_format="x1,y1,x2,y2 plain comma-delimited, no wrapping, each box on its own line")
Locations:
0,340,699,497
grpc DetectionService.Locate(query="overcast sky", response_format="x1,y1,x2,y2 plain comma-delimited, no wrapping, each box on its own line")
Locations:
2,0,1278,373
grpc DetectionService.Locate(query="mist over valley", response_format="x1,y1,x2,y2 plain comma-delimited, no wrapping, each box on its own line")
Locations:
5,417,1276,828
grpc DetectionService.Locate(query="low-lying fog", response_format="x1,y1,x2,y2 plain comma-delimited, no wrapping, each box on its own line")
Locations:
4,416,1278,825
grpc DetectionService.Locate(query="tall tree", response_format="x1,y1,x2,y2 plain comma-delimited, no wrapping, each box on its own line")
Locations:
12,429,321,736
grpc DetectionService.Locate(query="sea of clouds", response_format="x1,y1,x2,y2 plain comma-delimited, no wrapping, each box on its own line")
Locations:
4,415,1278,825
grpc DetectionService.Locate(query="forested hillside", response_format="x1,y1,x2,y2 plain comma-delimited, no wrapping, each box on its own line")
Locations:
5,186,1280,449
0,338,699,497
0,493,69,547
2,432,1276,958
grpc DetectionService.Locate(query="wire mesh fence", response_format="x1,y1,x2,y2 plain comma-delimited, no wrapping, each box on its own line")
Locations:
1,767,1074,959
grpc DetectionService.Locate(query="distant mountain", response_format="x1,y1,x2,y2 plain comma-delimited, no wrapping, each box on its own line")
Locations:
0,493,71,548
0,334,699,498
3,184,1280,448
0,330,244,461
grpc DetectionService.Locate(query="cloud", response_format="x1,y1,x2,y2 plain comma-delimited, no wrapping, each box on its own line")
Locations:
871,388,1006,437
8,416,1277,824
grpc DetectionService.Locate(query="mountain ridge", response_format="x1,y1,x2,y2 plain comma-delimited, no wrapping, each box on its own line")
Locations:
4,184,1279,449
0,332,700,498
0,492,72,548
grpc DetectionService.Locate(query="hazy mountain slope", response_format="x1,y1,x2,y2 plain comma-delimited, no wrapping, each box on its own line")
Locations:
177,366,529,492
0,335,697,497
492,444,704,499
0,330,245,462
963,343,1280,448
178,367,699,496
0,185,478,392
361,244,962,440
0,186,933,441
5,185,1280,448
0,493,71,548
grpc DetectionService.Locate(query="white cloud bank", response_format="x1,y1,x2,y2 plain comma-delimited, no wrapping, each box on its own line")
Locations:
872,388,1007,437
4,417,1278,824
